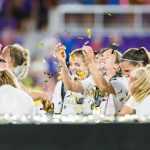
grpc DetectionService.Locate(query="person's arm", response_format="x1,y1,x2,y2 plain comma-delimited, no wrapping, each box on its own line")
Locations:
82,46,115,95
56,44,84,93
118,96,136,115
19,82,50,101
118,105,135,116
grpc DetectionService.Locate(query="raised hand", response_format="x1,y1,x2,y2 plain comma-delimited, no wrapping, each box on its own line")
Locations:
82,46,95,64
55,43,66,64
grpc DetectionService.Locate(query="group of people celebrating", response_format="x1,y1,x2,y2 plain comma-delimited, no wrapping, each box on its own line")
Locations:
52,43,150,117
0,42,150,119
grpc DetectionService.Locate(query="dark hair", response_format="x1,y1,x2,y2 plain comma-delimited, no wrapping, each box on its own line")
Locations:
121,47,150,66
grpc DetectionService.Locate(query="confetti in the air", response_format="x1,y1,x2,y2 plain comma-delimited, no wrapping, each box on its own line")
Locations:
87,28,91,39
77,36,84,40
83,40,89,46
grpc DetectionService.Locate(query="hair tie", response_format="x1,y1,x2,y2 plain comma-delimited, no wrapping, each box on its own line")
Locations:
110,43,119,54
138,47,146,53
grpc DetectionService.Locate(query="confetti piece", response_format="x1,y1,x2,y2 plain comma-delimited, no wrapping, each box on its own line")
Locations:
87,28,91,39
76,71,85,77
91,105,99,111
57,75,62,80
77,36,84,40
69,53,75,61
88,89,95,97
39,42,44,46
83,40,89,46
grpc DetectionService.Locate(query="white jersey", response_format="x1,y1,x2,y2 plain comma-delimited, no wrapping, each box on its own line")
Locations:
135,95,150,117
0,85,36,116
81,76,129,116
125,96,138,110
52,80,94,115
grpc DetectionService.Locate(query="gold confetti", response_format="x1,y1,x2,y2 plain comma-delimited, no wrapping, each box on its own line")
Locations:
69,53,75,61
87,28,91,39
91,105,99,111
77,36,84,40
57,75,62,80
87,89,95,97
76,71,85,77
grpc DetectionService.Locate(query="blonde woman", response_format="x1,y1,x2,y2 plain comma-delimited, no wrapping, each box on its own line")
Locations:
129,65,150,116
53,48,93,115
1,44,50,102
0,69,35,115
56,44,129,116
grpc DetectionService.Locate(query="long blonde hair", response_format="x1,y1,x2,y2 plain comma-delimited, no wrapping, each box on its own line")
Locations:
0,69,19,88
130,65,150,103
2,44,30,80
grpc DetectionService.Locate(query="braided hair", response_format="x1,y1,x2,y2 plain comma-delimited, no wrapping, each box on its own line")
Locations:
8,44,30,80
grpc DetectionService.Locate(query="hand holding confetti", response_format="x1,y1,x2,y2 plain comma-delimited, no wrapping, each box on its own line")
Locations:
55,43,66,64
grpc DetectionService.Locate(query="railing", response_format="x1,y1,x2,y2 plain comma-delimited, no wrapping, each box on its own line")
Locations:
49,4,150,36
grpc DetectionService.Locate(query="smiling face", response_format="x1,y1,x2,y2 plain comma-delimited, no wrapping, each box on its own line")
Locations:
69,55,89,80
120,61,141,78
101,49,117,69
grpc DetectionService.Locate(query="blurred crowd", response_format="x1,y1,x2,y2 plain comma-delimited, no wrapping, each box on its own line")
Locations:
0,0,150,100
